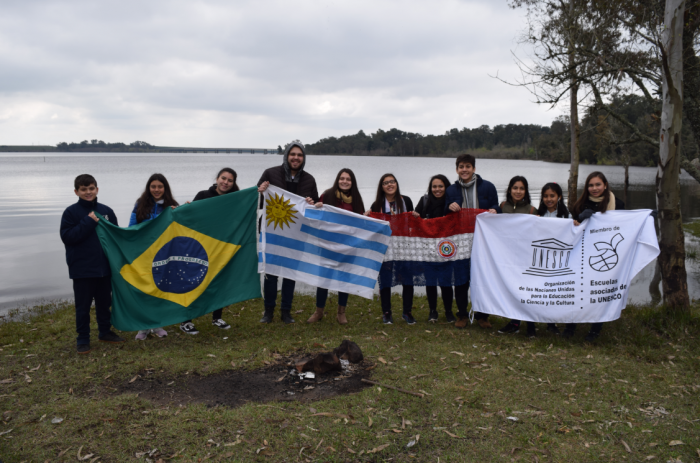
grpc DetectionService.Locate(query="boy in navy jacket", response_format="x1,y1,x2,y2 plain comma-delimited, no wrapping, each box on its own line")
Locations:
60,174,124,354
445,154,500,330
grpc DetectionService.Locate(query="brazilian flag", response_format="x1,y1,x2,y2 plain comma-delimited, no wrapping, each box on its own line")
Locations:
96,187,261,331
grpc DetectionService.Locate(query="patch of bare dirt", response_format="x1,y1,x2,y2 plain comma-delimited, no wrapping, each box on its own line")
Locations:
114,357,374,408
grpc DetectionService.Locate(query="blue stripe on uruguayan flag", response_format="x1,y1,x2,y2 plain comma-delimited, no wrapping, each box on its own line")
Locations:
300,224,389,254
259,252,377,289
304,209,392,236
265,233,382,271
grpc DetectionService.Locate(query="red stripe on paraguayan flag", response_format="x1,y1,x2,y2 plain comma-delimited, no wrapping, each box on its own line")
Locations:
370,208,485,238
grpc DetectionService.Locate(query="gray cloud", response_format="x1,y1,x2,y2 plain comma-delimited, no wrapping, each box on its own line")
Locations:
0,0,557,147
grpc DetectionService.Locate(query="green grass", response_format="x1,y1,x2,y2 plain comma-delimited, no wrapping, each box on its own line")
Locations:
684,220,700,239
1,296,699,462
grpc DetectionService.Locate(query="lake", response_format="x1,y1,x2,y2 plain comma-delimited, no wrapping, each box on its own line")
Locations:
1,153,698,315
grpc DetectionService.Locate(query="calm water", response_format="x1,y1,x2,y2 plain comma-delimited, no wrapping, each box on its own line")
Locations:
1,153,699,314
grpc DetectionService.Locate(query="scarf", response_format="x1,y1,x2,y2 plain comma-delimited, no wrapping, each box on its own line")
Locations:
335,190,352,204
384,196,406,215
589,191,616,211
458,176,478,209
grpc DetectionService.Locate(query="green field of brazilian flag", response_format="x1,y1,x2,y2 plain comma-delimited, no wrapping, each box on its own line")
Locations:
96,187,261,331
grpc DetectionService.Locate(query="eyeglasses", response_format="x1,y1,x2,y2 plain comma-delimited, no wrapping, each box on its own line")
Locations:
382,180,397,186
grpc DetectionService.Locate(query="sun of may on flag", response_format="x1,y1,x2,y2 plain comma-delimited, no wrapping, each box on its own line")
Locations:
95,187,261,331
258,185,391,299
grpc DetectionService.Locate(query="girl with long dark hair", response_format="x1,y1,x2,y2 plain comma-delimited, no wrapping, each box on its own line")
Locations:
307,168,365,325
497,176,539,337
567,171,624,342
129,173,179,340
537,182,570,218
179,167,240,335
415,174,456,322
367,174,416,325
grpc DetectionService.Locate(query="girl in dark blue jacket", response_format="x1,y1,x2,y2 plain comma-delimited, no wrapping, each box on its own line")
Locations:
130,173,179,340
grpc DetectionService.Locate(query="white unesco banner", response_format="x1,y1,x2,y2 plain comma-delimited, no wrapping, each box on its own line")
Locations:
471,210,659,323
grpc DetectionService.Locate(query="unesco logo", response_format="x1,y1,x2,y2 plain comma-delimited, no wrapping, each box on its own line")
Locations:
152,237,209,293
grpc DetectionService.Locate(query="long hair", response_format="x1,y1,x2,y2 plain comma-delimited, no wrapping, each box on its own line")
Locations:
537,182,569,218
323,168,365,214
135,173,179,224
216,167,240,193
505,175,532,206
572,171,610,216
371,173,405,213
426,174,450,198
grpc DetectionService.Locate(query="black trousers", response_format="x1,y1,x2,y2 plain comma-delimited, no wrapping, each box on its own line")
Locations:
426,285,454,312
454,282,472,318
566,322,603,334
380,286,414,315
73,276,113,346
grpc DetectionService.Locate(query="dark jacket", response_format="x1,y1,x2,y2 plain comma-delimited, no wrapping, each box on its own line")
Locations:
128,200,166,226
193,184,238,202
416,194,446,219
444,174,501,213
257,143,319,201
370,195,414,214
572,197,626,222
60,198,118,279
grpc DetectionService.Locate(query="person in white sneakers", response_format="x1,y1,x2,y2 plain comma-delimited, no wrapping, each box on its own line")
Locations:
128,173,180,340
179,168,239,335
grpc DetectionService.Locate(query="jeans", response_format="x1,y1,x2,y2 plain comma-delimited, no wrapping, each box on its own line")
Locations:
73,276,113,346
380,285,414,315
316,288,349,308
426,286,454,312
263,275,296,313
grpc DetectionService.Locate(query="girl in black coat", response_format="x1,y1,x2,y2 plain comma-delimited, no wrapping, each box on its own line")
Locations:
568,171,625,342
415,174,456,323
368,174,416,325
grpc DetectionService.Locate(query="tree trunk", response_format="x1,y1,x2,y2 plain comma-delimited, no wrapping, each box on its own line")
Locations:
567,80,580,210
624,161,629,205
657,0,690,311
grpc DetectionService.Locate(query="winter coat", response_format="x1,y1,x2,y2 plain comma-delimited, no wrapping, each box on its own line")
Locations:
444,174,501,214
572,197,625,222
320,192,354,213
499,200,537,215
128,200,166,226
415,194,446,219
370,195,414,214
60,198,118,279
257,143,319,201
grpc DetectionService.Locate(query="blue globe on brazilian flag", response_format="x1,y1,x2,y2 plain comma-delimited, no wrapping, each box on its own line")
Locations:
96,187,261,331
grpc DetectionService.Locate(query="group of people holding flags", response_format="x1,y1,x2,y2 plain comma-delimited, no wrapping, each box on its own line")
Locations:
60,141,625,354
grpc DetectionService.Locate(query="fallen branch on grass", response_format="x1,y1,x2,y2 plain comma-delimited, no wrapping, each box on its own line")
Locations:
360,379,424,398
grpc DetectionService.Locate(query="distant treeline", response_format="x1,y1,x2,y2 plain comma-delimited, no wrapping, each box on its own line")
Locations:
54,140,157,152
306,95,700,167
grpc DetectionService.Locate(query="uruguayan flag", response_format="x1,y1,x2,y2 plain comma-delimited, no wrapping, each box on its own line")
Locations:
258,185,391,299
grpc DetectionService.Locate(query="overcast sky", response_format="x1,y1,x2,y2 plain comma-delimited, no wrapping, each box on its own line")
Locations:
0,0,560,148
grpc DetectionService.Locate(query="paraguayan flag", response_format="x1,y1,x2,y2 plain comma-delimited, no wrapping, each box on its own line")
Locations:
258,185,392,299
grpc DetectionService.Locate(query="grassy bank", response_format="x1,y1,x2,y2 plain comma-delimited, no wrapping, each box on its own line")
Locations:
1,296,699,462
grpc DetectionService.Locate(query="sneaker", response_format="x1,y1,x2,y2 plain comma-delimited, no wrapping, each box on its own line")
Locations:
526,323,536,338
402,313,416,325
382,312,393,324
135,329,150,341
428,310,438,322
77,344,91,354
562,328,576,339
260,310,274,324
445,311,456,323
455,316,469,329
546,324,561,335
152,327,168,338
99,331,125,344
477,319,492,329
281,313,295,324
584,330,600,342
212,319,230,330
498,322,520,334
180,322,199,335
